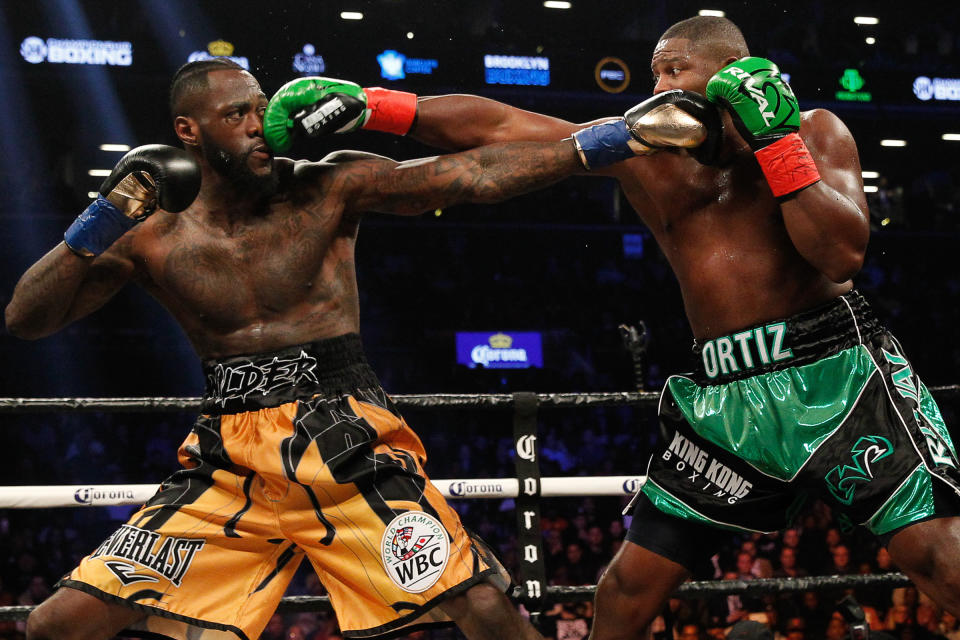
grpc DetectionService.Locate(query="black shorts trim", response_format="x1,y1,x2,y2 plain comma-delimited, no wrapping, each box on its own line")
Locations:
342,567,498,639
55,579,249,640
878,477,960,547
625,493,724,572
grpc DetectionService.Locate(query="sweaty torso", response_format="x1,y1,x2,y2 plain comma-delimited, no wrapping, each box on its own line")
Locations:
621,113,849,340
125,159,359,358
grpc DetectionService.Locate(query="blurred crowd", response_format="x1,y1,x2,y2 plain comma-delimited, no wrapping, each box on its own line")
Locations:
1,210,959,640
5,481,960,640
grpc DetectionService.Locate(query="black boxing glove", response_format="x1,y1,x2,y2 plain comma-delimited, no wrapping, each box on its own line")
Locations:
64,145,201,256
571,89,724,169
623,89,723,165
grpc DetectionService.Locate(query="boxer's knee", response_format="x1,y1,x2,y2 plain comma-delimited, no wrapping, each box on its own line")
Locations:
442,581,509,622
26,588,142,640
26,601,70,640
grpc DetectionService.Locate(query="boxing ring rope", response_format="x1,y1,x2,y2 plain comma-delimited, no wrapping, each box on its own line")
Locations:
1,387,954,622
0,476,647,509
0,391,660,412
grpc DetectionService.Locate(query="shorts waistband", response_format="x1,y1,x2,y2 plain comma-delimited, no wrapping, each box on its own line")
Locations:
201,333,380,413
691,290,884,385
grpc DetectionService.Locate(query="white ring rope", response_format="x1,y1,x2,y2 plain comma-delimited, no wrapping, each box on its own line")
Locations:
0,476,647,508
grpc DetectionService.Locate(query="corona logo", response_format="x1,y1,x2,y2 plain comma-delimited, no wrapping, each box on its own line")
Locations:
208,40,234,56
489,332,512,348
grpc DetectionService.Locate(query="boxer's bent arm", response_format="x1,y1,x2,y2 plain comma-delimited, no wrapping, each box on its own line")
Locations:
779,110,870,283
5,241,135,339
333,141,583,216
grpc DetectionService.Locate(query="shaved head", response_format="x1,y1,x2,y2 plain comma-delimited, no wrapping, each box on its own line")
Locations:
661,16,749,63
169,58,248,118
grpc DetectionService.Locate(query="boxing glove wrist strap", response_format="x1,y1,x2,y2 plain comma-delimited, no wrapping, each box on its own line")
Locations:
754,132,821,198
362,87,418,135
571,120,644,170
64,196,138,257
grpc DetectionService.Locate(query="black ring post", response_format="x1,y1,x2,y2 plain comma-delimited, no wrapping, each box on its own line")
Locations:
511,391,548,622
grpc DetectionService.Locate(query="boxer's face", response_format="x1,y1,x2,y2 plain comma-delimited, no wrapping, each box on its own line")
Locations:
196,69,277,195
650,37,724,95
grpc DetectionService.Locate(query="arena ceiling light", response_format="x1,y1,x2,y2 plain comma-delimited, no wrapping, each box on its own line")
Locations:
99,144,130,152
543,1,572,8
340,11,363,20
943,133,960,141
698,9,726,17
861,171,879,179
865,37,876,45
880,139,907,147
854,16,879,25
863,185,879,193
88,169,112,176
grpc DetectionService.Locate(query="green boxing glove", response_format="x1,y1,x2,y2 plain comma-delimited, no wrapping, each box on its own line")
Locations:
706,57,821,198
264,77,418,152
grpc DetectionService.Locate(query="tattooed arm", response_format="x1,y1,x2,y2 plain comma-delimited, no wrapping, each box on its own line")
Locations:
322,140,583,216
5,236,137,339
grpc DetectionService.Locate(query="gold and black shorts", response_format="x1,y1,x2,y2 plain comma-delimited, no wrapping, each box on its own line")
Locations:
59,333,507,640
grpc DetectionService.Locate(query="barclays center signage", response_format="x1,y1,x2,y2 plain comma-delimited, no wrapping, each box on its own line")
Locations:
20,36,132,66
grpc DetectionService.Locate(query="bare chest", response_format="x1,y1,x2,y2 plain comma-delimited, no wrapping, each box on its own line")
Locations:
138,205,355,324
624,151,766,235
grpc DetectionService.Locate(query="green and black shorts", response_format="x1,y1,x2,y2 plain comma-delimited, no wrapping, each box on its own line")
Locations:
627,290,960,569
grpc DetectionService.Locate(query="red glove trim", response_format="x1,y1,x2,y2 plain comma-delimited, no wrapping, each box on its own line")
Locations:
754,132,822,198
362,87,418,135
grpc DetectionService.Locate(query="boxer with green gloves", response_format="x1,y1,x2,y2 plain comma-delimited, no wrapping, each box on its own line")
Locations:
321,15,960,640
707,56,821,197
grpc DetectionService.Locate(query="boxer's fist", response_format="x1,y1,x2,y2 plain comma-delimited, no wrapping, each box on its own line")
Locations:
101,144,200,217
65,145,200,256
264,77,368,152
624,89,723,164
571,89,723,170
706,57,799,150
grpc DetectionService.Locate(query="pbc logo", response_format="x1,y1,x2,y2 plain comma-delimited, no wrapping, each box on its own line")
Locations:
621,478,643,494
381,512,449,593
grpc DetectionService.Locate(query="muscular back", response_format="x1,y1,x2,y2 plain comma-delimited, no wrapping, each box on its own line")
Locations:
126,158,361,357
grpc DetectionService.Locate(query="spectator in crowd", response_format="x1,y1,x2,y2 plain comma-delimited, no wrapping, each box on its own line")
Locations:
780,616,806,640
830,544,855,575
678,622,704,639
774,547,807,579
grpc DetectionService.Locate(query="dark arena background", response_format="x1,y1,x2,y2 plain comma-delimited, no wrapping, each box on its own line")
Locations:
0,1,959,639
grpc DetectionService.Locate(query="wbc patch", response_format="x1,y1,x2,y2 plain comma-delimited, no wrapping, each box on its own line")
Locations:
381,511,449,593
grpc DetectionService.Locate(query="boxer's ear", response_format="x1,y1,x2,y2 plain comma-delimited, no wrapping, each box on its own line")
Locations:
175,116,200,147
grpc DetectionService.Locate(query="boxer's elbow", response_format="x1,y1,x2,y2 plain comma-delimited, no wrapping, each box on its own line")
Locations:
4,304,54,340
823,245,866,283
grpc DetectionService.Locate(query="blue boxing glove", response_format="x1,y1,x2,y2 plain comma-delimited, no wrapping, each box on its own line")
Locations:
571,89,723,169
65,145,200,256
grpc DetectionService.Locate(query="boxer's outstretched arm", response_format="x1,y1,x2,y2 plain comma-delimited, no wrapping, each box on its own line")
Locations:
5,240,136,339
323,140,583,216
412,95,592,151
